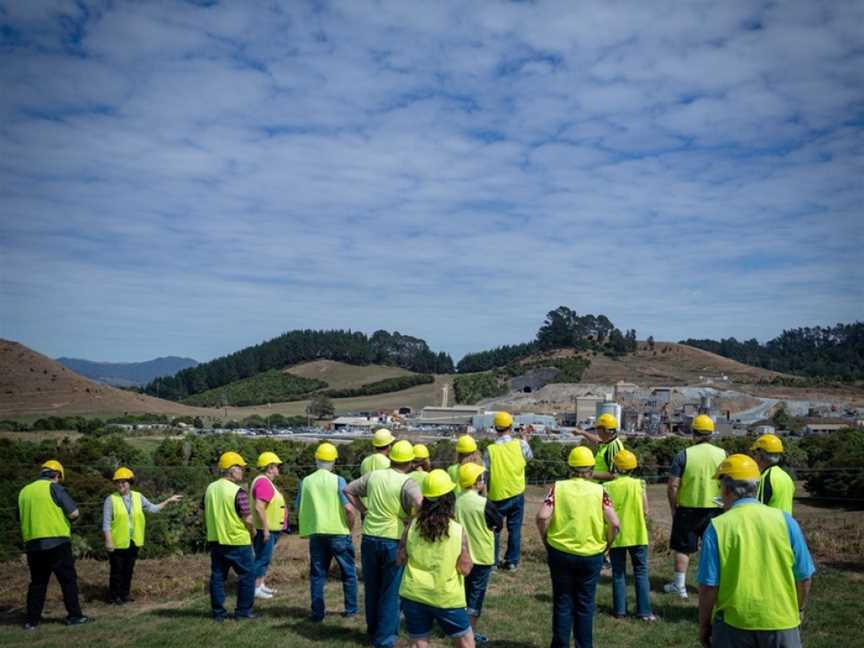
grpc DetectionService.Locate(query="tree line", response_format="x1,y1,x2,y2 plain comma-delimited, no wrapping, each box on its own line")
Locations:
682,322,864,382
143,329,454,401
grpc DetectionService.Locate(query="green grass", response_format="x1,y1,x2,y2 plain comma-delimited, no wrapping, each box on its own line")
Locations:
181,370,327,407
1,526,860,647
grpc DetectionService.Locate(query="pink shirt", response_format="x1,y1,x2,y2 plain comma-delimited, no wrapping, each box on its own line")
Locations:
252,477,288,530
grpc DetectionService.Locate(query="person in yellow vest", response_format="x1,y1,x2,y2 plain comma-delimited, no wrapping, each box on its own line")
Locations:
448,434,480,497
251,451,287,600
575,413,624,482
483,411,532,571
536,447,620,648
409,444,432,489
751,434,795,514
664,414,726,599
102,467,182,605
398,469,475,648
697,455,814,648
204,451,257,621
18,460,93,630
455,463,502,645
361,428,395,475
297,442,358,621
345,439,423,648
605,450,655,622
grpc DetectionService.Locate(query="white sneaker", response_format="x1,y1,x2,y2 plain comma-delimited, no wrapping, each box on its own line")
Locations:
663,582,688,599
254,586,273,599
261,585,277,594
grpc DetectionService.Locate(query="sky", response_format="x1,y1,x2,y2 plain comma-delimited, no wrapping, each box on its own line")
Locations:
1,0,863,364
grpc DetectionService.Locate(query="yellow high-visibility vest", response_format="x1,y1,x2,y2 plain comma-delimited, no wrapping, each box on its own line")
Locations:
546,478,606,556
205,479,251,546
678,443,726,508
298,469,350,537
19,480,70,543
455,489,494,566
400,519,466,609
362,469,410,540
605,476,648,548
251,475,286,531
487,440,526,501
110,491,146,549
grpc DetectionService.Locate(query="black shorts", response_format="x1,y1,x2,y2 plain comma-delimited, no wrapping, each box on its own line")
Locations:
670,507,722,554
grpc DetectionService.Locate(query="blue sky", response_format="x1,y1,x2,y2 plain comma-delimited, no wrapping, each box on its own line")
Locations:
1,0,862,364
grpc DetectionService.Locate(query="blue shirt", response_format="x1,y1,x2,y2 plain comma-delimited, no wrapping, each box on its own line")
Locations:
697,498,815,586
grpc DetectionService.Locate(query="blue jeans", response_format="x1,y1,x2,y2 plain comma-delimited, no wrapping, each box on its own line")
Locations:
309,534,358,620
361,535,404,648
493,493,524,566
609,545,652,618
401,597,472,639
465,564,494,617
547,546,603,648
252,529,281,580
209,544,256,619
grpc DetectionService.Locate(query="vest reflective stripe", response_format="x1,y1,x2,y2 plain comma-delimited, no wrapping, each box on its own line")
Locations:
205,479,251,546
19,480,70,543
447,464,464,497
713,503,800,630
408,470,427,490
546,479,607,556
605,476,648,548
251,475,286,531
363,469,410,540
594,438,624,478
298,469,350,537
455,490,495,565
487,440,526,501
678,444,726,508
758,466,795,514
110,491,146,549
399,519,466,609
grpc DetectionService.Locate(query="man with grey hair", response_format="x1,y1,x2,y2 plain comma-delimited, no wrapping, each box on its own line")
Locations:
296,442,357,622
750,434,795,514
697,454,814,648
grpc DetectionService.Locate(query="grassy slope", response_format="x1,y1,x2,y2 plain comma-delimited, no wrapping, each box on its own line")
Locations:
286,360,415,390
1,485,860,647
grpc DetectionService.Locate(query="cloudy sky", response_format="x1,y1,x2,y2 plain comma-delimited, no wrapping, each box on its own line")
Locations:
1,0,862,364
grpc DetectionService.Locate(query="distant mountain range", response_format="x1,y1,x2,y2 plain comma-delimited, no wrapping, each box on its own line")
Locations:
55,356,199,387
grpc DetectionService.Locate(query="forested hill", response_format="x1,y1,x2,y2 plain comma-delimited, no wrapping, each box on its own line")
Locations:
143,329,453,401
682,322,864,382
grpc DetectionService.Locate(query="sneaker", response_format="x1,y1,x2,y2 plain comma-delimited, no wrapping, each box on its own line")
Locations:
498,561,518,572
261,585,277,595
638,614,659,623
341,610,357,618
474,632,489,644
64,616,95,626
254,587,273,600
663,582,688,599
234,612,263,621
22,622,38,631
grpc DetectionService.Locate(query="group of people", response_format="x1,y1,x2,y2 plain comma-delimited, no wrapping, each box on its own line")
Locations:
17,410,815,648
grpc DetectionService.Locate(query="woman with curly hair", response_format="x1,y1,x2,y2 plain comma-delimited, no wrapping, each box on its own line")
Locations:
398,469,475,648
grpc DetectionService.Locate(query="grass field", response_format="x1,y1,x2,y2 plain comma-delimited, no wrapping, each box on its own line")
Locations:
1,486,861,647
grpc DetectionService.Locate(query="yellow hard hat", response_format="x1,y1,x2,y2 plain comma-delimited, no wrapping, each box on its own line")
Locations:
218,451,247,471
412,443,430,460
458,463,486,489
41,459,65,480
112,467,135,481
714,454,760,481
692,414,715,434
372,428,395,447
315,442,338,462
422,469,456,499
568,446,595,468
389,439,415,463
455,434,477,454
613,450,637,471
257,451,283,469
751,434,783,454
494,411,513,430
596,413,618,430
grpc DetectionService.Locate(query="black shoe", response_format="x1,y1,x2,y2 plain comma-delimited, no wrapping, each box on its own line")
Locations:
110,598,125,606
234,612,262,621
64,616,94,626
213,615,227,623
498,560,518,572
121,596,134,603
308,614,324,623
341,610,357,618
22,622,38,631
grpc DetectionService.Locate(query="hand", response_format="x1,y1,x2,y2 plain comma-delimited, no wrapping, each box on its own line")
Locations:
699,624,712,647
168,494,183,504
262,529,271,542
106,542,114,553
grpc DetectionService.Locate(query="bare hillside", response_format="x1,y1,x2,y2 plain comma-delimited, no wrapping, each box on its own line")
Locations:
286,359,413,389
0,340,202,419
